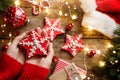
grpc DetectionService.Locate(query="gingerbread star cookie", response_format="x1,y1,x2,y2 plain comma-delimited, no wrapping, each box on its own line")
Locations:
19,31,49,58
43,17,65,41
62,34,85,56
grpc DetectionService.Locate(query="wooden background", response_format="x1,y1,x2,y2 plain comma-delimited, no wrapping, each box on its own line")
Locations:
0,0,111,80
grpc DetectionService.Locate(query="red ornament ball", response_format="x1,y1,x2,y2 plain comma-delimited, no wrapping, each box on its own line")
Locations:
66,23,73,30
88,50,96,57
4,7,26,28
2,45,9,52
14,31,20,37
52,56,58,63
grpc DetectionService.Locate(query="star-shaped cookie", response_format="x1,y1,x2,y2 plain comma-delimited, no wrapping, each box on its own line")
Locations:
62,34,85,56
19,31,49,58
43,17,65,41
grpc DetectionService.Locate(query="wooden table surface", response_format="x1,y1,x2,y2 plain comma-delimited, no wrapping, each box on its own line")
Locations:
0,1,111,80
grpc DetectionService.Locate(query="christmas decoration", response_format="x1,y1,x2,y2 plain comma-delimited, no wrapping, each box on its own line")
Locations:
0,0,14,11
52,56,58,63
88,49,96,57
50,63,82,80
60,1,81,20
19,31,49,58
4,6,26,28
24,0,50,16
66,23,73,30
92,29,120,80
14,31,20,37
32,6,41,16
80,0,120,39
62,34,85,56
43,17,65,41
50,59,86,80
1,45,9,52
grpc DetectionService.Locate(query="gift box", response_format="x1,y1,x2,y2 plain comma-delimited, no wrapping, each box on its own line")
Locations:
49,59,87,80
19,31,49,58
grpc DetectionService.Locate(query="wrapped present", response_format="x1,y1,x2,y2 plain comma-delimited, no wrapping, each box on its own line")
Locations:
49,59,87,80
19,30,49,58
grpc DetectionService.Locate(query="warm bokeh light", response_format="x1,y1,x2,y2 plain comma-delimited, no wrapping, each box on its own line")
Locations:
33,0,38,5
84,47,89,52
87,25,94,31
64,13,68,16
59,10,63,16
106,43,113,48
99,61,105,67
2,30,5,33
9,32,12,37
45,8,49,13
71,14,77,20
112,50,116,54
96,50,101,55
15,0,20,6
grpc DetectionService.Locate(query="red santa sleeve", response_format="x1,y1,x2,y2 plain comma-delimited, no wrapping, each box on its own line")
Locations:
18,63,50,80
0,52,22,80
96,0,120,13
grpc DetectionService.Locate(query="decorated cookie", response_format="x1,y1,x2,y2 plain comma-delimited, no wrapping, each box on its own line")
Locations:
19,31,49,58
62,34,85,56
43,17,65,41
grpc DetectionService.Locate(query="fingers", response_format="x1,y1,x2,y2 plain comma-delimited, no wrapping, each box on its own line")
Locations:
35,27,42,36
41,29,48,36
35,27,47,36
46,43,54,61
11,32,27,47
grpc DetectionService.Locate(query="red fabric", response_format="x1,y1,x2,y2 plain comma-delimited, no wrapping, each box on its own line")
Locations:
0,53,22,80
96,0,120,13
96,0,120,24
0,53,50,80
18,63,50,80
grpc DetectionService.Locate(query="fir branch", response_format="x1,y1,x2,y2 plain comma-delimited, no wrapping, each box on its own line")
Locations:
0,0,14,11
114,28,120,36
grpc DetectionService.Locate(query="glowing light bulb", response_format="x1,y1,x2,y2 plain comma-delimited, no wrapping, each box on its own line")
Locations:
2,30,5,33
87,25,94,31
71,14,77,20
9,32,12,37
65,1,69,4
84,47,89,52
107,43,113,48
115,60,118,63
33,0,38,5
112,51,116,54
96,50,101,55
64,13,68,16
8,42,11,45
15,0,20,6
3,24,6,27
45,8,49,13
59,10,63,16
73,5,77,9
99,61,105,67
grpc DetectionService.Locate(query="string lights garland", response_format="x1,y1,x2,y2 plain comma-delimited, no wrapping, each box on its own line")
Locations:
58,1,81,20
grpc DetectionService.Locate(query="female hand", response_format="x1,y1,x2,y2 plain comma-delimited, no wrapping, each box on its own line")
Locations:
7,32,27,64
